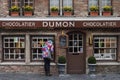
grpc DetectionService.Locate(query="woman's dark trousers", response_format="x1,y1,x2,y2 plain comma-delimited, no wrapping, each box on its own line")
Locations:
44,58,51,76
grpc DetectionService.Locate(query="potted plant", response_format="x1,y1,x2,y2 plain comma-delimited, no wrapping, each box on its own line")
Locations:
102,5,112,16
89,5,99,16
50,6,59,16
9,5,20,16
88,56,96,74
58,56,66,74
63,6,73,16
23,5,33,16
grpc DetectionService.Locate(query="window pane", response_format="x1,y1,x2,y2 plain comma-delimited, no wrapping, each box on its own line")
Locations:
102,0,111,6
94,49,99,53
111,49,116,53
69,47,73,52
74,34,77,40
69,34,73,40
33,49,37,53
5,43,9,47
74,47,77,52
79,34,82,40
69,41,73,46
79,41,82,46
94,43,99,47
89,0,98,7
50,0,59,7
94,38,99,42
5,49,9,53
63,0,72,7
106,49,110,53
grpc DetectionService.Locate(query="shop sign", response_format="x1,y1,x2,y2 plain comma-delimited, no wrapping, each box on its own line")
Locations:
0,20,119,28
42,21,75,27
1,21,36,27
82,21,117,27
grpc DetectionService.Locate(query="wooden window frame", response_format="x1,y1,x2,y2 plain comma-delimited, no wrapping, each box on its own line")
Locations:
62,0,74,16
9,0,34,16
68,33,83,53
88,0,112,16
30,35,55,62
93,36,117,60
2,35,25,62
49,0,74,16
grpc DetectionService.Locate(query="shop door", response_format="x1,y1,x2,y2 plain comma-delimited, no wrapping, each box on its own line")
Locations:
67,33,85,74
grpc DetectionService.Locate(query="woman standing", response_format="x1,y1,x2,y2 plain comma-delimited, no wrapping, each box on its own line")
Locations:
42,40,54,76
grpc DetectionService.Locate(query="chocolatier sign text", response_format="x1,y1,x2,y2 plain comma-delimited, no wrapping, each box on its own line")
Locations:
0,21,119,28
83,21,117,27
2,21,36,27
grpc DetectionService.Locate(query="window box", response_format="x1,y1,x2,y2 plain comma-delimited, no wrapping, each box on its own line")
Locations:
23,5,33,16
63,6,73,16
102,11,111,16
90,11,99,16
89,6,99,16
10,12,19,16
50,12,59,16
50,6,59,16
9,5,20,16
102,5,112,16
24,11,32,16
64,12,72,16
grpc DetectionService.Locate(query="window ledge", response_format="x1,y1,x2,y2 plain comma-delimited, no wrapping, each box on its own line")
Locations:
0,62,56,66
1,17,120,21
29,62,56,65
97,62,120,65
0,62,26,65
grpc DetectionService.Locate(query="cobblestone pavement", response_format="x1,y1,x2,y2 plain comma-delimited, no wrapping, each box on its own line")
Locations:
0,73,120,80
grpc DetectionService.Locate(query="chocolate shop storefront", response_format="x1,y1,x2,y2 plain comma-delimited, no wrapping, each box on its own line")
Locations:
0,18,120,74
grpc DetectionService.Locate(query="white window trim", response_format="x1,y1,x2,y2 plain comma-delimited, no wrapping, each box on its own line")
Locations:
94,36,117,60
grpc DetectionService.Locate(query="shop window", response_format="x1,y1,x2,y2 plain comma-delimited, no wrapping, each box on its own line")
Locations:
9,0,34,16
31,36,55,61
49,0,73,16
3,36,25,61
68,34,83,53
88,0,112,16
94,37,117,60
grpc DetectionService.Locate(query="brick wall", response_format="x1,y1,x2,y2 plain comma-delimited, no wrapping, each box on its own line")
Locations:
113,0,120,16
74,0,88,17
34,0,48,17
96,65,120,74
0,65,58,75
0,0,8,17
1,0,120,17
